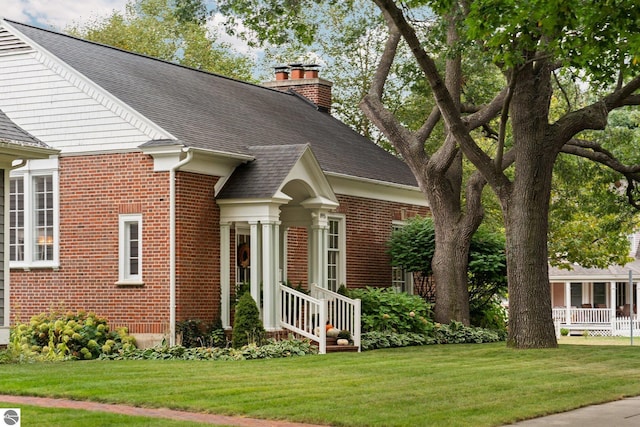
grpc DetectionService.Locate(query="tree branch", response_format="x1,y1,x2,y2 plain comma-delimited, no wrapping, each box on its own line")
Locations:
562,138,640,209
372,0,509,193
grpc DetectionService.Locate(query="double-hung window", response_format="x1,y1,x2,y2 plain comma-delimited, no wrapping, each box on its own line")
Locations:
327,216,345,291
118,214,143,284
391,221,413,293
9,159,59,268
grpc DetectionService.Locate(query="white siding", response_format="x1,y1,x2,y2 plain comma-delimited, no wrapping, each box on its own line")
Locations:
0,51,171,153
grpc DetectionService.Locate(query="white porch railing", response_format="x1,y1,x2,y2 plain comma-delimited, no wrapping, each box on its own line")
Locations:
279,284,326,354
614,317,640,336
552,308,640,337
552,308,611,324
311,284,361,352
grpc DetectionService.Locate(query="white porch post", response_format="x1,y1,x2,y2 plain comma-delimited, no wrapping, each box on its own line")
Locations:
261,221,280,330
309,212,328,288
280,226,288,284
565,281,571,325
610,281,617,334
220,222,231,328
249,221,261,305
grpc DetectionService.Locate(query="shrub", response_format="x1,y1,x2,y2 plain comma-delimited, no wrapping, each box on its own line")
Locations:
560,328,569,336
177,318,226,348
101,338,316,361
433,321,504,344
232,292,265,348
470,296,508,332
6,310,135,362
361,331,434,350
347,287,434,334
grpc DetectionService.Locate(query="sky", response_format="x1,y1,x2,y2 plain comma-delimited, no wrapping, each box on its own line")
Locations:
1,0,258,57
2,0,130,30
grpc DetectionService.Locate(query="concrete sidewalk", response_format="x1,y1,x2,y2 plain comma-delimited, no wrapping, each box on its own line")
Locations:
503,396,640,426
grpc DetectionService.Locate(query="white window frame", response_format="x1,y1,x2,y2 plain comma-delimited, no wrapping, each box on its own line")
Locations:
9,158,59,269
391,220,413,294
327,215,346,291
118,213,143,285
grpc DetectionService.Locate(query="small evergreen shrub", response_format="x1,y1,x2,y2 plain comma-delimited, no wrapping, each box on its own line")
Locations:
6,310,135,362
232,292,265,348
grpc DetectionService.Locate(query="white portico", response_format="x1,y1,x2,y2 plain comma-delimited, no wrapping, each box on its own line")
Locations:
217,144,338,330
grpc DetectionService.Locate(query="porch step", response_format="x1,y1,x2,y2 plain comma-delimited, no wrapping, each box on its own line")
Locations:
324,337,359,353
326,344,359,353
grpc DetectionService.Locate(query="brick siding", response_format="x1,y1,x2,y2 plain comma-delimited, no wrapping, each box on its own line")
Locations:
174,173,220,323
283,195,428,290
10,152,172,334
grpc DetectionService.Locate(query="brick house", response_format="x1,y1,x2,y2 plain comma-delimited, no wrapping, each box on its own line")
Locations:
0,19,428,347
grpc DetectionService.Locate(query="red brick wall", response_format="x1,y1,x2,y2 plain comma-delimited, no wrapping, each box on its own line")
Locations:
175,172,220,323
10,152,172,334
286,226,308,288
283,195,428,289
337,195,428,289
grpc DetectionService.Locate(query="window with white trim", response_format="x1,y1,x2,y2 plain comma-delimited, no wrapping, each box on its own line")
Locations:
119,214,143,284
391,222,413,293
9,159,59,268
327,216,345,291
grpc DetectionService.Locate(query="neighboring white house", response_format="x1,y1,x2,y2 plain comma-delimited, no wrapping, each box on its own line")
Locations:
549,232,640,336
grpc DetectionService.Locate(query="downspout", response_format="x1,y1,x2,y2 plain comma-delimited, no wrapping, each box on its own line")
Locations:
169,148,193,346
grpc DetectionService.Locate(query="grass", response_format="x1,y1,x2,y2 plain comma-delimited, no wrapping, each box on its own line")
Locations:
0,403,216,427
2,342,640,426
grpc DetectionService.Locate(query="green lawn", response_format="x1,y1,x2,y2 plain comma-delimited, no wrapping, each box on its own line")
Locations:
2,343,640,426
0,404,216,427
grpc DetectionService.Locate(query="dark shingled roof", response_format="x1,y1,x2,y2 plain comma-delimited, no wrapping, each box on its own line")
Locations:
0,108,48,148
218,145,308,199
7,20,418,187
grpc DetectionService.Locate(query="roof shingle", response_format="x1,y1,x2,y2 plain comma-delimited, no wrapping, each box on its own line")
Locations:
7,20,418,187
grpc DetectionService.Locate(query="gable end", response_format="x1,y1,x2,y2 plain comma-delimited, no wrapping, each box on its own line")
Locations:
0,26,33,56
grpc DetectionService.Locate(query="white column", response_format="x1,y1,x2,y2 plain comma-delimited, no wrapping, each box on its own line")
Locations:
220,223,231,329
309,225,327,287
261,221,280,330
249,222,261,305
565,281,571,325
280,227,288,284
611,281,617,334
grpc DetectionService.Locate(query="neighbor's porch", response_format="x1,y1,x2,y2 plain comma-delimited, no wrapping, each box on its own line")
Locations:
551,280,640,336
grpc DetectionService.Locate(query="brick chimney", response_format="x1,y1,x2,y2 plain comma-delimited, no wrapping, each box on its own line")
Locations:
263,64,333,113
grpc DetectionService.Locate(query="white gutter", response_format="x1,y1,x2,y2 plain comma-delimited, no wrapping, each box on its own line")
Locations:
169,148,193,346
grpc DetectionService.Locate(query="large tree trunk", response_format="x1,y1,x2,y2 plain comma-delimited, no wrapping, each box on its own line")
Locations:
502,62,558,348
426,149,480,325
431,226,472,325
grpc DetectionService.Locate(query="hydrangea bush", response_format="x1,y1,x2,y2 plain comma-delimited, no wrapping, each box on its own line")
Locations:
7,310,135,362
